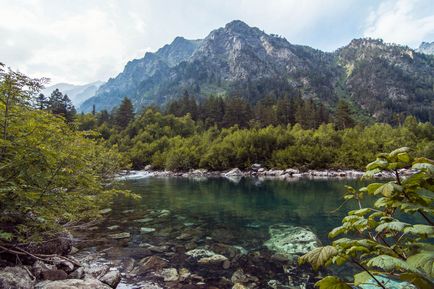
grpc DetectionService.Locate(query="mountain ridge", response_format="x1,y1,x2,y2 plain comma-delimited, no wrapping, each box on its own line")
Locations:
80,20,434,123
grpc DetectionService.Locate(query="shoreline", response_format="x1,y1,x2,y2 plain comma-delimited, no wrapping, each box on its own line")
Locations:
117,166,412,181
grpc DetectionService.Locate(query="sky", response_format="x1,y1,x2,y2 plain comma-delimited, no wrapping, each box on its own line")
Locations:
1,0,433,85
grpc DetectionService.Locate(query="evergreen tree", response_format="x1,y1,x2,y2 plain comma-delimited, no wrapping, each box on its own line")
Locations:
334,100,355,130
35,93,48,110
47,89,76,123
115,97,134,129
222,97,252,128
199,95,225,127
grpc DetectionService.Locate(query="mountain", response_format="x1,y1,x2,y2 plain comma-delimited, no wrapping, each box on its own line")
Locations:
80,20,434,123
42,81,103,107
417,41,434,55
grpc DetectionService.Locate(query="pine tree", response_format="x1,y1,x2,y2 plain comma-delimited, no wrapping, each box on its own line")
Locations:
35,93,48,110
334,99,355,130
222,97,252,128
47,89,76,123
114,97,134,129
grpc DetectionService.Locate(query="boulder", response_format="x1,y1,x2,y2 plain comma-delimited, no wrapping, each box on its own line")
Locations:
197,254,228,265
251,164,262,171
41,269,68,281
0,266,35,289
157,268,178,282
109,232,130,239
69,267,84,279
84,264,110,279
140,227,156,234
359,275,417,289
131,256,169,274
144,165,152,170
264,224,320,260
32,260,56,279
35,278,112,289
224,168,243,177
99,270,121,288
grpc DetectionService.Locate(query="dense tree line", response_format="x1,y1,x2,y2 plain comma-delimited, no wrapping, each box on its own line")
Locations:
76,97,434,171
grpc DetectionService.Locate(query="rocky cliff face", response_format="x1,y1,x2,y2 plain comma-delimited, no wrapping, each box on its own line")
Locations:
417,41,434,55
80,21,434,123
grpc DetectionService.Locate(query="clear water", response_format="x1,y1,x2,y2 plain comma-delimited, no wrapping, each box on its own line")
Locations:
106,177,369,244
79,177,379,288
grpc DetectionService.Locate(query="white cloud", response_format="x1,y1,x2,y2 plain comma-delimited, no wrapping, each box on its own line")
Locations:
364,0,434,47
0,0,431,85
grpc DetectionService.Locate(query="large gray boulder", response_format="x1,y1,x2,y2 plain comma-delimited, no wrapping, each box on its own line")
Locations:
0,266,35,289
224,168,243,177
264,224,320,260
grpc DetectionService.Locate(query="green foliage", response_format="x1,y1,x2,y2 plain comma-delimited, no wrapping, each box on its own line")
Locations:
0,65,131,244
76,103,434,171
300,148,434,289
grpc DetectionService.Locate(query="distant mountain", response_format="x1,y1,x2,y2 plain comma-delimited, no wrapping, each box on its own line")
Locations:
417,41,434,55
42,81,103,107
80,20,434,123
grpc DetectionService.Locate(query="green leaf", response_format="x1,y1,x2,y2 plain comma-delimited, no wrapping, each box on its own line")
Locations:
367,255,412,271
329,226,347,239
404,225,434,237
389,147,410,158
314,276,352,289
366,183,384,194
366,158,388,171
349,208,371,216
373,182,402,197
353,271,371,286
399,272,434,289
412,163,434,174
375,221,410,233
406,251,434,277
397,152,410,163
299,246,338,270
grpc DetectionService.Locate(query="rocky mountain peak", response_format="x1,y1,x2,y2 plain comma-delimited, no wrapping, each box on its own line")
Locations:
417,41,434,55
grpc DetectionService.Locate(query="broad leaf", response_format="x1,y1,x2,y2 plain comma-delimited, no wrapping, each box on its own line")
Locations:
375,221,410,233
367,255,412,271
406,251,434,277
353,271,371,286
299,246,338,270
314,276,352,289
404,225,434,237
399,272,434,289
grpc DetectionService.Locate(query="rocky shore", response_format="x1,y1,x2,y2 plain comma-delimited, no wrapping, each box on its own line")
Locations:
118,164,416,181
0,207,327,289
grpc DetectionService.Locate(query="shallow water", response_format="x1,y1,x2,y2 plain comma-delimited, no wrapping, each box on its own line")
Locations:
79,177,374,288
112,177,367,242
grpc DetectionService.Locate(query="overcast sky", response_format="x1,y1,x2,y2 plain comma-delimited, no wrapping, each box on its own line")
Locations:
1,0,433,85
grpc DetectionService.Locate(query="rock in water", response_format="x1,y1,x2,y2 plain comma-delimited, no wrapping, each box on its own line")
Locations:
224,168,243,176
35,278,112,289
109,232,130,239
99,270,121,288
264,224,319,260
0,266,35,289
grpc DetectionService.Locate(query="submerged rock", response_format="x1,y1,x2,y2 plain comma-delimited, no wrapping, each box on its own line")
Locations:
35,278,111,289
109,232,130,239
264,224,320,260
0,266,35,289
134,217,153,223
140,227,156,234
99,270,121,288
157,268,179,282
